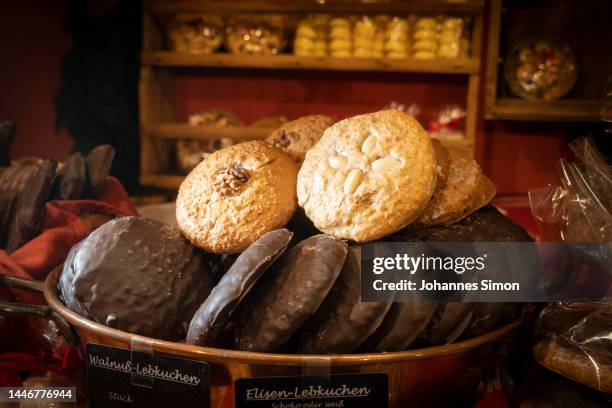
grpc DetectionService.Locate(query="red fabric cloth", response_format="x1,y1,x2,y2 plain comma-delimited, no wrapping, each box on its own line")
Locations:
0,177,137,386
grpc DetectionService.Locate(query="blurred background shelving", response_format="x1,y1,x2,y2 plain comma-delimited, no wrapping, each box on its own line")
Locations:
484,0,610,122
140,0,484,189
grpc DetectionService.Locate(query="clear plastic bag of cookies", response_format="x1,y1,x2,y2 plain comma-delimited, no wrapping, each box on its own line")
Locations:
533,301,612,394
529,138,612,393
529,137,612,243
167,13,224,54
428,105,466,141
410,14,439,59
352,15,382,58
384,16,410,59
504,40,577,101
225,14,289,55
294,14,330,57
328,15,353,58
176,110,242,173
437,16,463,58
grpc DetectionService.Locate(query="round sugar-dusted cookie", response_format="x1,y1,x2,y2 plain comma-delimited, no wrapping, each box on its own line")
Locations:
361,301,437,352
265,115,335,165
297,246,393,354
176,141,297,254
417,148,481,226
235,234,347,352
297,110,437,242
463,174,496,219
186,229,293,346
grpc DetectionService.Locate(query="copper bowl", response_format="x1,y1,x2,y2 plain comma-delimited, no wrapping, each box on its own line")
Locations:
42,268,521,407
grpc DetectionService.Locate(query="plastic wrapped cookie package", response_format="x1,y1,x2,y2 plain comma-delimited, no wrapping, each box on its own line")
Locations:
176,110,242,174
166,13,225,55
225,13,290,55
504,40,577,102
294,14,330,57
409,14,470,59
529,137,612,394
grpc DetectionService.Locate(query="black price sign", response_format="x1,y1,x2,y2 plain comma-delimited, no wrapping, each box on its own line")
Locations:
235,373,388,408
86,343,210,408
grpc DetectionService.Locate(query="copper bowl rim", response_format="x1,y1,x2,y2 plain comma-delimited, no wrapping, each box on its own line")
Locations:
44,267,521,367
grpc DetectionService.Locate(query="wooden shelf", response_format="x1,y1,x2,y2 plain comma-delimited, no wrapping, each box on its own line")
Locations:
487,98,602,122
140,136,473,189
142,52,479,75
146,122,474,149
140,0,485,189
146,0,485,16
146,123,274,141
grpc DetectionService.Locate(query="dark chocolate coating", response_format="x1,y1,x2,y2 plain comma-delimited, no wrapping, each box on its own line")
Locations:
6,159,56,252
392,205,533,345
59,152,86,200
361,301,437,352
297,246,393,354
0,191,17,249
460,302,507,340
0,164,38,192
186,229,293,346
235,234,347,352
59,216,214,340
86,144,115,189
391,205,533,243
416,302,474,346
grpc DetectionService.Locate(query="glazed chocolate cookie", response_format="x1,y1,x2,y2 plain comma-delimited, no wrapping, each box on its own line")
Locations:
416,302,474,346
297,110,437,242
391,205,533,345
176,141,298,254
58,152,86,200
265,115,334,164
361,301,437,352
186,229,293,346
86,144,115,190
59,216,215,341
235,234,347,352
297,246,393,354
5,159,57,253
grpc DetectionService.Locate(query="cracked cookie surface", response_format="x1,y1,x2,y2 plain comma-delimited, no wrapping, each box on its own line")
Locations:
265,115,335,165
297,110,437,242
176,141,297,253
417,148,485,226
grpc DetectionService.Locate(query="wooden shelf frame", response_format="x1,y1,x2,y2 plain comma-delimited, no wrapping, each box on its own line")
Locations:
140,0,484,189
146,0,485,16
490,98,602,122
142,52,479,74
147,123,274,141
484,0,602,122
